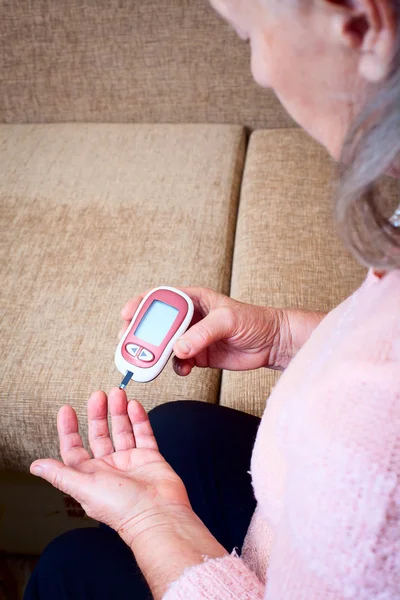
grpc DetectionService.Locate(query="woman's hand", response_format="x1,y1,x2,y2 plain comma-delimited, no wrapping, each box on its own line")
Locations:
30,388,191,548
121,287,290,374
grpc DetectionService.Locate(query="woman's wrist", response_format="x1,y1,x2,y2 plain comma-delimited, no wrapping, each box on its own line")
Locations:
283,308,326,362
123,505,227,600
266,307,326,370
264,307,291,370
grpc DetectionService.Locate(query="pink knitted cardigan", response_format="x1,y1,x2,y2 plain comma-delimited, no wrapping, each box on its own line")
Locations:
164,269,400,599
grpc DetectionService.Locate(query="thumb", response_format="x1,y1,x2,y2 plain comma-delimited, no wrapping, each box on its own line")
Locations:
174,307,233,358
30,459,87,499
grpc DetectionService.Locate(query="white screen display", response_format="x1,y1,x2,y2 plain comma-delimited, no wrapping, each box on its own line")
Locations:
134,300,179,347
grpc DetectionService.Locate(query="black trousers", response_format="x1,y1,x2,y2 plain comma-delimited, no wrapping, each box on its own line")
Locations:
24,401,260,600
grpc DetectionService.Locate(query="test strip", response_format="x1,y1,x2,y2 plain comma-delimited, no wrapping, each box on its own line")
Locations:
119,371,133,390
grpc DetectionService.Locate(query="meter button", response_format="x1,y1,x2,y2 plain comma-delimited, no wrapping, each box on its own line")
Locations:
138,349,154,362
126,344,140,357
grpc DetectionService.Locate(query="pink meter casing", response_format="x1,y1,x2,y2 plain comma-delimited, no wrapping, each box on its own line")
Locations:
115,287,194,383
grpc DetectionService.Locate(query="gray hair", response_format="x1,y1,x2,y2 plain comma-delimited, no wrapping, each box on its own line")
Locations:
336,8,400,270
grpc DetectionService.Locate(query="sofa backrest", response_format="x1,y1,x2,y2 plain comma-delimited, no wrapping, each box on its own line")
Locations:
0,0,294,129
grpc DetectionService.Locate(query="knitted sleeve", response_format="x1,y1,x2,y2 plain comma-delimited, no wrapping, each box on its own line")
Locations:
163,553,265,599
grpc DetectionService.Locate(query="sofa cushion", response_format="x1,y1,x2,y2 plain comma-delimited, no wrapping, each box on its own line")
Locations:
0,0,294,130
0,123,245,470
220,129,389,416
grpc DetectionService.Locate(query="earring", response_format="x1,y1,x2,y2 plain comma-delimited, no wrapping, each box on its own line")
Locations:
389,205,400,228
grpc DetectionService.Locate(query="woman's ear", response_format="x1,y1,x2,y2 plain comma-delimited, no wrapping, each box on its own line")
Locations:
326,0,398,81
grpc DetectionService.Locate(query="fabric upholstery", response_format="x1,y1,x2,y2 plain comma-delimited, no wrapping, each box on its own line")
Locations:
0,0,294,130
0,123,246,470
220,129,400,416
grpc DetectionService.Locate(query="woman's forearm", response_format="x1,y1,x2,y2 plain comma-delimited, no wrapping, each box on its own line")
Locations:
127,506,227,599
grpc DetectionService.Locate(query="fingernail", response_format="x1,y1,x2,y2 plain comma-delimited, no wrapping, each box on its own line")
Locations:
31,465,43,476
176,340,191,354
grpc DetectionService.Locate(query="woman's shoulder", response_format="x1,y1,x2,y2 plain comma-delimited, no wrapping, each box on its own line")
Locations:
253,270,400,599
348,268,400,357
251,268,400,545
260,266,400,448
311,268,400,360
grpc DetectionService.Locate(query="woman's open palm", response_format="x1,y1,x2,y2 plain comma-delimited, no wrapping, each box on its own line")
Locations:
30,389,190,545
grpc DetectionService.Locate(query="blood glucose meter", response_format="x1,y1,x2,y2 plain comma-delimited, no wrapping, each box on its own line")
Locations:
115,286,194,386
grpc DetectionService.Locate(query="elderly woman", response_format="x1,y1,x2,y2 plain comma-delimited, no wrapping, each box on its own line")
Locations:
25,1,400,599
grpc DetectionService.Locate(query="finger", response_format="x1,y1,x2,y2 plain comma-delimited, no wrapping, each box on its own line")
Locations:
109,388,136,451
175,287,216,315
128,400,158,450
118,324,129,341
30,459,87,502
58,405,91,467
121,291,149,322
87,391,114,458
172,355,195,377
173,307,233,360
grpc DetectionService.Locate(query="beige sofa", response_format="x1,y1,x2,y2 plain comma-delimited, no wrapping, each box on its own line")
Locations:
2,0,381,474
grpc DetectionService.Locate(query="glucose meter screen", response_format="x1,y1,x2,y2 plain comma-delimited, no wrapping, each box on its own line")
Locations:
135,301,179,347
